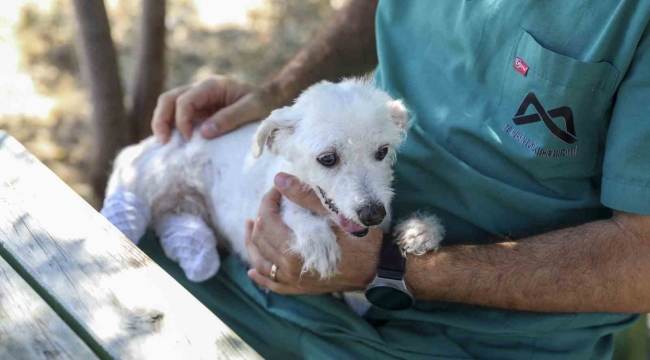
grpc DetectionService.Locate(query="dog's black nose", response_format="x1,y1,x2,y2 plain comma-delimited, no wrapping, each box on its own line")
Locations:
357,203,386,226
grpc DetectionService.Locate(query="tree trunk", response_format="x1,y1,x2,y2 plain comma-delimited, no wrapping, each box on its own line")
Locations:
129,0,167,141
72,0,128,200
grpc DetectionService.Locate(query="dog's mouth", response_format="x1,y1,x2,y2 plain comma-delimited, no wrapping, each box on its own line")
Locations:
317,187,368,237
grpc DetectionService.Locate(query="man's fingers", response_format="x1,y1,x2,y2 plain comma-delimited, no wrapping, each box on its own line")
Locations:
151,76,264,141
258,187,284,218
274,173,328,216
201,93,263,138
247,269,302,295
252,197,303,276
252,189,306,280
252,217,292,267
244,219,274,277
245,219,297,287
174,81,216,141
152,86,189,143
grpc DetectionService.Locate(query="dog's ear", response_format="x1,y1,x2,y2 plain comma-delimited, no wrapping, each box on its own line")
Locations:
251,106,298,158
389,100,409,130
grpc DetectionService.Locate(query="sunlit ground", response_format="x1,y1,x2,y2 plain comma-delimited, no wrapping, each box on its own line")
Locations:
0,1,54,118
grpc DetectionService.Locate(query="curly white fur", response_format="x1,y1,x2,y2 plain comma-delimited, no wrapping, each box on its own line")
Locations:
102,79,445,291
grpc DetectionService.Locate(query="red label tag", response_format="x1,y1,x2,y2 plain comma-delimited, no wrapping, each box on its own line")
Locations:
513,57,529,76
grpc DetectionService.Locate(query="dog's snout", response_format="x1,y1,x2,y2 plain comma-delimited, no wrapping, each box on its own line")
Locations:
357,203,386,226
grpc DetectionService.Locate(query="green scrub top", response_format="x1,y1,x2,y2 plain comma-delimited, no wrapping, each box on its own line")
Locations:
374,0,650,358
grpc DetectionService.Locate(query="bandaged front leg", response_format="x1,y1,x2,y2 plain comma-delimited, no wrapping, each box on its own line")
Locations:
155,214,220,282
101,190,151,244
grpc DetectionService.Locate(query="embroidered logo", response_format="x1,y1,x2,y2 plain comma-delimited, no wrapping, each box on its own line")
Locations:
513,57,529,76
512,92,577,144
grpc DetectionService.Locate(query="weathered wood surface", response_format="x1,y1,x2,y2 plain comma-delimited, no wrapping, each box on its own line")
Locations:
0,131,261,360
0,255,98,359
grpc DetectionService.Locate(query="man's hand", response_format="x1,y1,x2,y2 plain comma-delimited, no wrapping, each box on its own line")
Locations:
151,0,379,144
246,173,381,295
151,76,280,143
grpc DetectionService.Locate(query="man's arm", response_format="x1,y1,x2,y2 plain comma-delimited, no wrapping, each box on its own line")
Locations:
247,174,650,314
262,0,380,108
406,210,650,313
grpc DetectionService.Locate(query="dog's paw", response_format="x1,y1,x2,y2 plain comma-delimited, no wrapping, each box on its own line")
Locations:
394,214,445,255
101,190,151,243
156,214,220,282
291,229,341,279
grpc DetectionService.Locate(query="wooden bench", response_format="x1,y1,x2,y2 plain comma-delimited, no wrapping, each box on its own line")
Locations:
0,131,261,359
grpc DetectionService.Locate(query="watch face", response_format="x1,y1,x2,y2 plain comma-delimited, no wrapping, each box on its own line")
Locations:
365,286,414,311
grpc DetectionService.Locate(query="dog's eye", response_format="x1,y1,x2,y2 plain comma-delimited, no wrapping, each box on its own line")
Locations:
317,152,337,167
375,146,389,161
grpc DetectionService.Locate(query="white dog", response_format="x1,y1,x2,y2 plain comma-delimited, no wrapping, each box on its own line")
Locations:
101,78,444,285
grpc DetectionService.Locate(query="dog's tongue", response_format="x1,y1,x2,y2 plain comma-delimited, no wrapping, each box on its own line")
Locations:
338,214,365,233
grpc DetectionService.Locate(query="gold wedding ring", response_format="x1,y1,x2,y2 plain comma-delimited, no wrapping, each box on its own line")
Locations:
269,263,278,282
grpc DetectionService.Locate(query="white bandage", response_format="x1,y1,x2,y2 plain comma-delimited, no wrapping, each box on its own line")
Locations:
155,214,220,282
101,190,151,244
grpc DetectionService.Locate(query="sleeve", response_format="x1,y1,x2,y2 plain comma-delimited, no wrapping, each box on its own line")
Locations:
601,23,650,215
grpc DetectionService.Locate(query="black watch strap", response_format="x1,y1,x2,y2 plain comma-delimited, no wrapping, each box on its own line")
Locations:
377,233,405,280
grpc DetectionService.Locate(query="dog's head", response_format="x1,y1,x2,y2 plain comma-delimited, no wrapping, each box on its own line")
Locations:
251,78,409,237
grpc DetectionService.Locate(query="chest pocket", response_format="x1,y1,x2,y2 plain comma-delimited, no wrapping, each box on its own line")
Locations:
481,29,619,181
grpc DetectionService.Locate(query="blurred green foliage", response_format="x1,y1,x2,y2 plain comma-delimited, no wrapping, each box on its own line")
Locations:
17,0,79,96
16,0,335,96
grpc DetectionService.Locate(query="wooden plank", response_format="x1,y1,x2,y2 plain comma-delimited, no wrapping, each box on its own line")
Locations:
0,254,98,359
0,131,261,360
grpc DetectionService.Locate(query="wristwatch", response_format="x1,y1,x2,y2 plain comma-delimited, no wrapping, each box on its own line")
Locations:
364,232,415,310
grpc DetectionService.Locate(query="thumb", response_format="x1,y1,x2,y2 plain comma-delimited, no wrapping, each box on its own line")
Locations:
274,173,328,216
200,92,267,138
